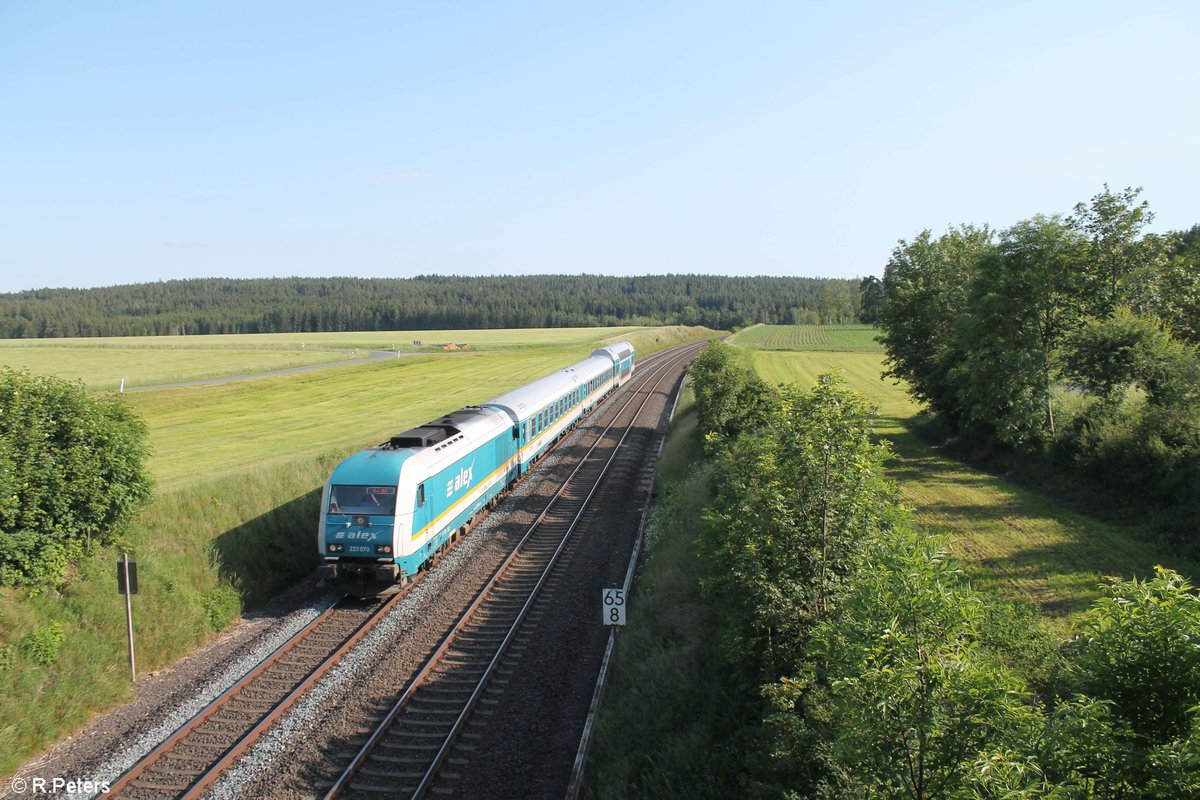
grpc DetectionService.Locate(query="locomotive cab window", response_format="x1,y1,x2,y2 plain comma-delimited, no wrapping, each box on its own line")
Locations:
417,484,426,508
329,485,397,515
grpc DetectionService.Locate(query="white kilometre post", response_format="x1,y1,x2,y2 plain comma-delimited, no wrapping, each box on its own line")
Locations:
602,587,626,626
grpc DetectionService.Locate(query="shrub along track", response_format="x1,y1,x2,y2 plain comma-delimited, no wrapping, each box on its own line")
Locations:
194,340,700,800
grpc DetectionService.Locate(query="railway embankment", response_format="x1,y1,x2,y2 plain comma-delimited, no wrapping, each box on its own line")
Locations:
0,326,715,792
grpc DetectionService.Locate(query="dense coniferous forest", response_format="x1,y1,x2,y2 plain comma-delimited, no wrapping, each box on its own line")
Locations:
0,275,868,338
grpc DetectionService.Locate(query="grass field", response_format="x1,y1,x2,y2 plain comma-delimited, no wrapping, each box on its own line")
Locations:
741,341,1183,629
0,326,648,391
0,324,715,778
728,323,881,351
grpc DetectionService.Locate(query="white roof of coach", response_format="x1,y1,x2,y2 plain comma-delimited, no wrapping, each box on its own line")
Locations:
484,354,613,423
592,341,634,362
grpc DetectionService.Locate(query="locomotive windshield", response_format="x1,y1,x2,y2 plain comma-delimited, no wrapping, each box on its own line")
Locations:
328,485,397,515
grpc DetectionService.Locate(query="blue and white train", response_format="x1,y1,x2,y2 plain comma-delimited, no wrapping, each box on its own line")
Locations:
317,342,635,595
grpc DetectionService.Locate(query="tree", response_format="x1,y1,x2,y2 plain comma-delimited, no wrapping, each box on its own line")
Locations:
687,341,774,453
1060,306,1200,407
1067,185,1171,319
1160,229,1200,344
859,275,884,324
0,369,152,586
1071,568,1200,750
952,216,1086,445
767,526,1039,800
878,225,994,420
702,374,895,677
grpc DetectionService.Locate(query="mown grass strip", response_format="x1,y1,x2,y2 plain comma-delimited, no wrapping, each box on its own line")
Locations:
747,348,1185,629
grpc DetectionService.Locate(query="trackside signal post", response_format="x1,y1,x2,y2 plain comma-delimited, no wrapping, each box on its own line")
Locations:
117,554,138,681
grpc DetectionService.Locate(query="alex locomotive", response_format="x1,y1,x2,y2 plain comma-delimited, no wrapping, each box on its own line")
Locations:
317,342,635,595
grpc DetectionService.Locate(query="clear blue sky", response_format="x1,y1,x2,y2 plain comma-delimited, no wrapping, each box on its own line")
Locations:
2,1,1197,293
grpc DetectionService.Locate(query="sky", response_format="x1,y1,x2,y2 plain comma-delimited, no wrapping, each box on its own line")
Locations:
1,1,1197,294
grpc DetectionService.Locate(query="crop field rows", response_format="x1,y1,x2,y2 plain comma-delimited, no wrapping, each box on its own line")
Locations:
728,323,881,351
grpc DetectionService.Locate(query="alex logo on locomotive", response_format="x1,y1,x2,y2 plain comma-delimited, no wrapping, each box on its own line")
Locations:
446,463,474,498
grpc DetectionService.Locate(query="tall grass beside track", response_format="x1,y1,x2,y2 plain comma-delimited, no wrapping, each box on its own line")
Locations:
588,386,741,799
0,325,714,778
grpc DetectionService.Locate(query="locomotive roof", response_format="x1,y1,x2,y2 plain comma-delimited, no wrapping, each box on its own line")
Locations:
329,405,510,486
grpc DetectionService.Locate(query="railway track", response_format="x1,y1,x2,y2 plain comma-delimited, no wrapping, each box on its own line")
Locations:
323,341,701,799
106,340,701,800
107,595,398,800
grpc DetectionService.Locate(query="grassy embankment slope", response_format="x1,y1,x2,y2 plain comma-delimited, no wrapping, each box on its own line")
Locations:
0,325,714,777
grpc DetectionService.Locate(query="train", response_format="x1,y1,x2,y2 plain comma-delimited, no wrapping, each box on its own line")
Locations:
316,341,636,595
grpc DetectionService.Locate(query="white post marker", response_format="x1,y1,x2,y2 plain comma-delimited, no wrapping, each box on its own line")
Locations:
117,553,138,681
602,587,626,626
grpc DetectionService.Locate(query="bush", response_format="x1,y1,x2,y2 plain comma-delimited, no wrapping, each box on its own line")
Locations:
21,623,67,667
200,585,242,632
0,369,152,587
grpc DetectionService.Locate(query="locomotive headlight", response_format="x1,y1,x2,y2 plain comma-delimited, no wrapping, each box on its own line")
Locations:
375,544,393,555
327,543,344,553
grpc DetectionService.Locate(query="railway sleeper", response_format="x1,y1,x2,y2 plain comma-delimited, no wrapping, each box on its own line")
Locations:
403,707,462,721
358,765,430,779
407,694,472,705
399,717,458,730
130,778,194,792
160,751,222,765
385,729,454,739
348,779,415,794
373,739,440,753
368,753,437,766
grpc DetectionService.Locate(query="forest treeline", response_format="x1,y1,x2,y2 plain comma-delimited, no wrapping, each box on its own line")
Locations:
0,274,877,339
878,186,1200,548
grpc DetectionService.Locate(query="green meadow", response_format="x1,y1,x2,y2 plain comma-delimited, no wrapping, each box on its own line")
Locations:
732,325,1181,627
0,324,713,777
0,326,647,391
